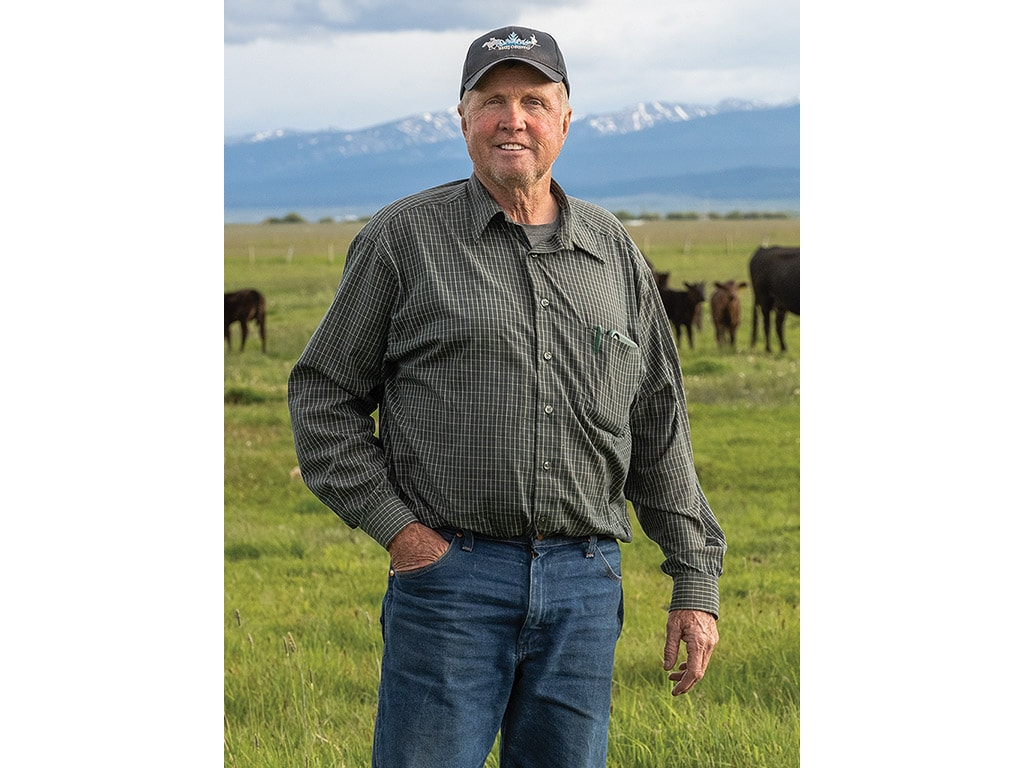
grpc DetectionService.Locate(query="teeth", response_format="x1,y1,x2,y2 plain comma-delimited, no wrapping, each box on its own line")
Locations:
500,144,525,150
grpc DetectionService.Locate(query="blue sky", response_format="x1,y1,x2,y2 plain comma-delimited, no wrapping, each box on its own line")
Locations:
224,0,800,136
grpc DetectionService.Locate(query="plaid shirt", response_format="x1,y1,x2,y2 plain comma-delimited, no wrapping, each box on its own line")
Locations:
288,175,725,615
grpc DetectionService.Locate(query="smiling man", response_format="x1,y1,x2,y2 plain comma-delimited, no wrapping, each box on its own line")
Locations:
288,25,726,768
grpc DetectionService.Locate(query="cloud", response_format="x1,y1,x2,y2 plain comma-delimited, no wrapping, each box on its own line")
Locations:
224,0,584,44
224,0,799,135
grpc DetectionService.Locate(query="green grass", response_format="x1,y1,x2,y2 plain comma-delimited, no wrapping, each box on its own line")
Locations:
224,218,800,767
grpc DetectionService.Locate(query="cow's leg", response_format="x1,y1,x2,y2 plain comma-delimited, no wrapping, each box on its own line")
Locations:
775,310,788,352
685,324,695,350
257,316,267,353
762,308,773,352
239,321,249,351
225,324,232,350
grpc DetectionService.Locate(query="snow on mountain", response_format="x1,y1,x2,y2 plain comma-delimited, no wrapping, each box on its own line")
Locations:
224,99,799,219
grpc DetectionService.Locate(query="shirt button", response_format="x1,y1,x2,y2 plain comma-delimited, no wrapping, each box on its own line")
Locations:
540,298,550,308
542,461,551,471
543,351,552,361
544,405,553,414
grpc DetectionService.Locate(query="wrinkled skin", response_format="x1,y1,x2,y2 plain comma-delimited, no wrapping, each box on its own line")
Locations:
458,63,571,224
663,609,719,695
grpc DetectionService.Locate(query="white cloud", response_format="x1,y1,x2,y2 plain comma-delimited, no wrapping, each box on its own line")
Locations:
224,0,799,135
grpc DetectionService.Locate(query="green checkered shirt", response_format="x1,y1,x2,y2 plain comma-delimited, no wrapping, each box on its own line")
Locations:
288,175,725,615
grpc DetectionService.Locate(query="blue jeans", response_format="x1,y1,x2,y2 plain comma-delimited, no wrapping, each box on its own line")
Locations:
372,528,624,768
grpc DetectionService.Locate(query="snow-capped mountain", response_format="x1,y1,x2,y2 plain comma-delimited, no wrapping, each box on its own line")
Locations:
225,99,799,221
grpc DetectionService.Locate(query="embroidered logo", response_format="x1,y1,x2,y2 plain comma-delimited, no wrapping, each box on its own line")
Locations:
482,31,540,51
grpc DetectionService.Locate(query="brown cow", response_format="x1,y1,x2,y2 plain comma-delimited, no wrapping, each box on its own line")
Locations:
659,281,706,350
225,289,267,352
710,280,748,350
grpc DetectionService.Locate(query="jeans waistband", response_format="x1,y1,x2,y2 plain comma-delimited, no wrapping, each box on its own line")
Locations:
438,528,616,557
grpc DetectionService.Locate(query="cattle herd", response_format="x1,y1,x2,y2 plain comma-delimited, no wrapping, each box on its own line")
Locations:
652,245,800,355
224,246,799,357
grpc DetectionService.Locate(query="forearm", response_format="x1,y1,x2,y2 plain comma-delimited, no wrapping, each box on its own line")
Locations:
288,362,417,549
635,499,726,617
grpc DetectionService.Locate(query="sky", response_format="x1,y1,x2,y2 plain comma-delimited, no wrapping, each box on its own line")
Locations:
224,0,800,136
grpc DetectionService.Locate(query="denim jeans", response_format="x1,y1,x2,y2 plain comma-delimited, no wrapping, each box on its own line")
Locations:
371,528,624,768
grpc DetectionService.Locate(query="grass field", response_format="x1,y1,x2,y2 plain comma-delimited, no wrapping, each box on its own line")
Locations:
224,216,800,766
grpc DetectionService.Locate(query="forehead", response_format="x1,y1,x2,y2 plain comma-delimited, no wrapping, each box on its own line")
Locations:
471,62,557,94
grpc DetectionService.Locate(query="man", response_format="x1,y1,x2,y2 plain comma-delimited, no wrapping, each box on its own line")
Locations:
288,25,726,768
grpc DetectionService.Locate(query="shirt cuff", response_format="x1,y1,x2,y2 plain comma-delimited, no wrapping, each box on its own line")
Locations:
359,497,420,551
669,573,721,618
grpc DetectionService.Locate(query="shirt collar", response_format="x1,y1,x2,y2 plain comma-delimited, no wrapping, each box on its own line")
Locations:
465,174,607,264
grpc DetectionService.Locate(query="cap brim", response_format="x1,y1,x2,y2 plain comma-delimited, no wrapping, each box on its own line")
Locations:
462,59,566,95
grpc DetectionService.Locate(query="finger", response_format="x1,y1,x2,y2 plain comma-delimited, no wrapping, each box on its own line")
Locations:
670,671,697,696
667,648,708,695
663,627,681,671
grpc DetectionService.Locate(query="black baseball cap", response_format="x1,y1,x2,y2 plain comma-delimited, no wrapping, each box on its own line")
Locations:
460,27,569,98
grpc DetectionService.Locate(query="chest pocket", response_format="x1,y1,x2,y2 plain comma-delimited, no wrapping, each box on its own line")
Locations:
583,326,642,436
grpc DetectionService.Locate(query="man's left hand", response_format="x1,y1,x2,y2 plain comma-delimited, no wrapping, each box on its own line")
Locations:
663,609,719,696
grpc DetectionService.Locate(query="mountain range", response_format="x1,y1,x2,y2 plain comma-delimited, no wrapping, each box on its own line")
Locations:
224,99,799,222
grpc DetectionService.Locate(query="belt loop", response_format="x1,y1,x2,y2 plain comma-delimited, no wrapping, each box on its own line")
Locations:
460,529,474,552
585,535,596,558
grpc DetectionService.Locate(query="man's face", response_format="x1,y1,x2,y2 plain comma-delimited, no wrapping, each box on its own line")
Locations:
460,64,572,194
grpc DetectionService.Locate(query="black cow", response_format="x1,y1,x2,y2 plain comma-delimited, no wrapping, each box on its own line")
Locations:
659,281,706,350
641,253,670,291
749,246,800,352
225,289,267,353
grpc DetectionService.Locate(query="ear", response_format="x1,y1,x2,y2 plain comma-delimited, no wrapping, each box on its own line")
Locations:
738,281,748,289
714,282,725,290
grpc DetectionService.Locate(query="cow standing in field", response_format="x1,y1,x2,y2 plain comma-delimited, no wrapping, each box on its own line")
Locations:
225,289,267,353
641,253,670,291
710,280,748,350
749,246,800,352
658,281,706,350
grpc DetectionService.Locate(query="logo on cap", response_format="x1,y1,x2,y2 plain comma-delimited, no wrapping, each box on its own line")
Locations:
482,32,540,52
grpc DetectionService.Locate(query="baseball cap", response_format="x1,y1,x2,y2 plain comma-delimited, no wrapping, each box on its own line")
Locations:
460,27,569,98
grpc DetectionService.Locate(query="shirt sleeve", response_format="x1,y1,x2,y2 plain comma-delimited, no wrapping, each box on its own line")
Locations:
287,227,418,550
625,263,727,617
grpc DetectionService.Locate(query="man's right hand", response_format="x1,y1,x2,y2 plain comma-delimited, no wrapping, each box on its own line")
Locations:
386,522,450,573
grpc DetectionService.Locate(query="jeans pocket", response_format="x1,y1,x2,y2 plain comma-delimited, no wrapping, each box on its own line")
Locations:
391,531,459,579
593,539,623,583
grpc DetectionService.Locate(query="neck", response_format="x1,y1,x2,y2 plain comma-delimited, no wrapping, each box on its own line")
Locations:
475,172,559,225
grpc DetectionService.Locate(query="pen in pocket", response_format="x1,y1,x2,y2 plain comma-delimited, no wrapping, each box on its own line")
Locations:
607,330,638,348
594,326,637,352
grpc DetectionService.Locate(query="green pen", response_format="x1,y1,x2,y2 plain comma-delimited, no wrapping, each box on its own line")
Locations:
593,325,603,353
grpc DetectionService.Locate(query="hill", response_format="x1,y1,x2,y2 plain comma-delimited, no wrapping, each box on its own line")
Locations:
224,100,799,222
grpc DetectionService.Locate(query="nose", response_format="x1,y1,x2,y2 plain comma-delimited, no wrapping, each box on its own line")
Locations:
497,102,528,131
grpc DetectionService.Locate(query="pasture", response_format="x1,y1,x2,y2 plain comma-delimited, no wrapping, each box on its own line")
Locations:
224,216,800,766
